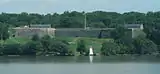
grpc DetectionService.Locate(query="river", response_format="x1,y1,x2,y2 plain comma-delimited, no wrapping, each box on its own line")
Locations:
0,56,160,74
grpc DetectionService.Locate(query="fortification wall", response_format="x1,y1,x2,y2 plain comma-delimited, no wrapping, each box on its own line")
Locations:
55,29,111,38
13,28,136,39
13,28,56,38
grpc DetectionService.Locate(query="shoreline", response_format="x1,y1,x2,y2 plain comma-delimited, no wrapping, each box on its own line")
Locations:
0,54,159,57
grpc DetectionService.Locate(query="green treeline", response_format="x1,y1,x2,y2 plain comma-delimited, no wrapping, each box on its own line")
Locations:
101,26,158,56
0,35,74,56
0,26,159,56
0,11,160,56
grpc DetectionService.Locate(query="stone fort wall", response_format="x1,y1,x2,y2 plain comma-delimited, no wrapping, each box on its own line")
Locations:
13,28,55,38
13,28,140,39
55,29,112,38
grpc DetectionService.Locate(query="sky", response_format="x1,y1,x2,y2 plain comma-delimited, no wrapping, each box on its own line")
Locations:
0,0,160,14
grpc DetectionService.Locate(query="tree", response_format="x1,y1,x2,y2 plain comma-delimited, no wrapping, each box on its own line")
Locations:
147,24,160,45
110,26,127,40
102,18,112,27
0,22,9,41
40,35,51,53
0,45,3,55
133,36,158,55
21,41,43,55
2,44,21,55
76,39,87,55
59,17,83,28
1,11,160,51
8,28,16,37
110,26,134,50
31,34,40,41
101,41,120,56
118,43,135,54
89,22,106,28
49,40,69,56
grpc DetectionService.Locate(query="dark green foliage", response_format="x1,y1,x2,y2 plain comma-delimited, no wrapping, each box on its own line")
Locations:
0,22,9,41
1,11,160,56
31,34,40,41
40,35,51,53
89,22,106,28
2,44,21,55
133,37,158,55
0,36,71,56
118,44,135,54
157,45,160,53
98,30,103,38
0,11,147,29
110,26,127,40
0,46,3,55
101,41,120,56
59,17,83,28
110,26,134,54
21,41,42,55
148,25,160,45
76,39,87,55
49,40,69,56
2,11,160,44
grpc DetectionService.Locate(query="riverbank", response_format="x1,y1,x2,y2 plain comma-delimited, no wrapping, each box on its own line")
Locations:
0,35,159,56
0,56,160,63
0,36,112,56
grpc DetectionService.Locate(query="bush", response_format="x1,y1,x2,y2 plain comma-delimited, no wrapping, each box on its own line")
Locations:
110,26,127,40
40,35,51,53
133,37,158,55
49,40,69,56
0,45,3,55
31,34,40,41
2,44,21,55
101,41,120,56
76,39,87,55
89,22,106,28
118,44,135,54
21,41,43,55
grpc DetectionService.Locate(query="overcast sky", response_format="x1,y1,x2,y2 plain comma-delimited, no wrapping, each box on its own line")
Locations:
0,0,159,14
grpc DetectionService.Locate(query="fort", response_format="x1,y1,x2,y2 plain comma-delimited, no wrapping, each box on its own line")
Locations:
13,24,55,38
13,24,144,38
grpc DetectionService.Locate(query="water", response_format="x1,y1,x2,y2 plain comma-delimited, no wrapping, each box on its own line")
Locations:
0,56,160,74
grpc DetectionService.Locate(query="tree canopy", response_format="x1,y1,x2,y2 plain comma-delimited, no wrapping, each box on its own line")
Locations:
1,11,160,56
0,22,9,41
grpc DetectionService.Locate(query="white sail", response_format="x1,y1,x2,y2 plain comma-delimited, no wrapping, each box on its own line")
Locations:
89,46,94,55
89,46,94,63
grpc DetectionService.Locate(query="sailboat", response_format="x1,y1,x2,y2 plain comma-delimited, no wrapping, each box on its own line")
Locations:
89,46,94,56
89,46,94,63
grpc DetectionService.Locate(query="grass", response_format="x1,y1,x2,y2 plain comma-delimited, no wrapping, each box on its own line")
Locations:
81,37,113,53
55,37,113,53
0,36,113,53
0,37,30,44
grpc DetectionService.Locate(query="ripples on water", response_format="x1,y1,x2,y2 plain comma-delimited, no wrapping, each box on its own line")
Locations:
0,56,160,64
0,56,160,74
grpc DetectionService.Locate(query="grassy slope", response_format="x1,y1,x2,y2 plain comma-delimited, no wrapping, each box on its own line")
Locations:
0,37,112,54
56,37,113,53
0,37,30,44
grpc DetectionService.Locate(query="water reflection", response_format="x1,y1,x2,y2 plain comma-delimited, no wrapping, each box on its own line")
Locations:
0,56,160,64
0,56,160,74
89,56,93,63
